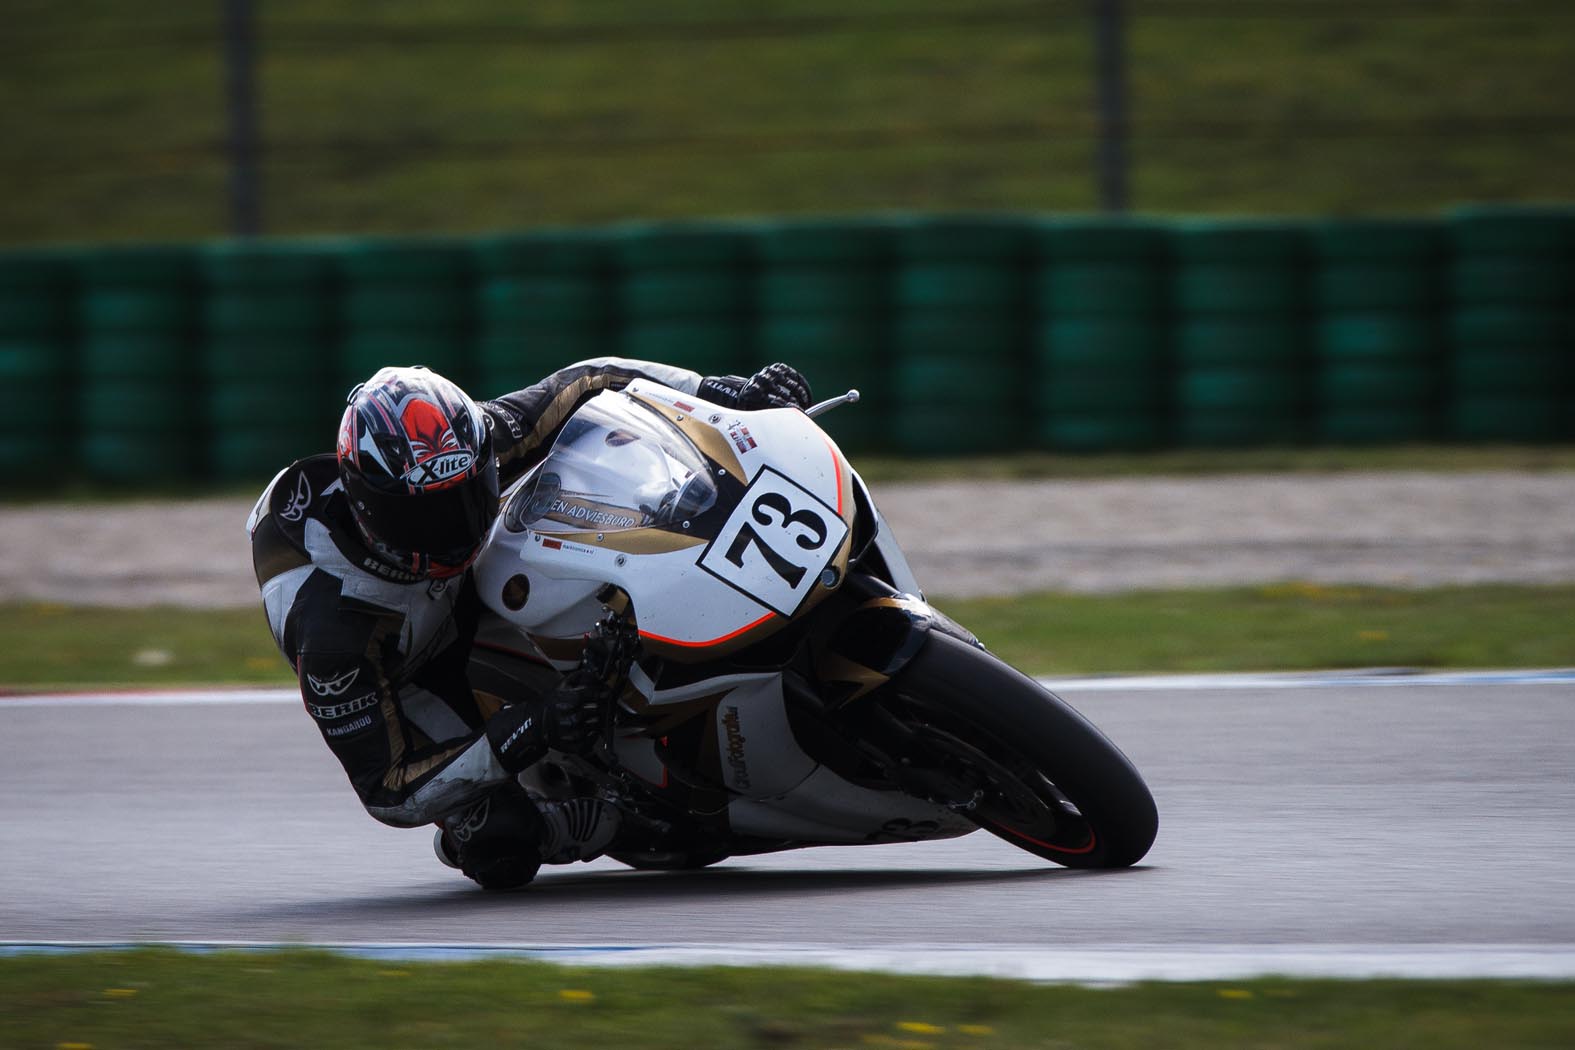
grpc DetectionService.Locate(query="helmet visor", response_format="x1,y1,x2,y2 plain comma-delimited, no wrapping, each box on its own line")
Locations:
345,455,501,568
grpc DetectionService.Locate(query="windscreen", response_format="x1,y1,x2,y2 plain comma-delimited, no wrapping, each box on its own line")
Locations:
503,392,717,534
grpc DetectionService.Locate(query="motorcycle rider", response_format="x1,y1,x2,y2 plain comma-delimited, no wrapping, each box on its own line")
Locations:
248,357,812,889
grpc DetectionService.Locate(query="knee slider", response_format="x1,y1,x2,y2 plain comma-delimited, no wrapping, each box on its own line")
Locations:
443,782,546,890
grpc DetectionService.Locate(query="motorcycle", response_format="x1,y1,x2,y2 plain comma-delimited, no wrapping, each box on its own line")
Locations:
470,380,1157,871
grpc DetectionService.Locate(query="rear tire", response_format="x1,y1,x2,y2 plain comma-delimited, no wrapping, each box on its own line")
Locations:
880,632,1157,868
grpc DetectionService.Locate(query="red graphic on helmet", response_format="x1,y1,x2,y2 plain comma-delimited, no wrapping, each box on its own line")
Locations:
399,397,475,490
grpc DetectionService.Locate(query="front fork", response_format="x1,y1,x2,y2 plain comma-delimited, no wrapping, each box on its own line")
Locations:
808,572,983,709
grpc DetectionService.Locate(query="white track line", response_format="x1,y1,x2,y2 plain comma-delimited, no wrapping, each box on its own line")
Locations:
4,668,1573,708
5,941,1575,982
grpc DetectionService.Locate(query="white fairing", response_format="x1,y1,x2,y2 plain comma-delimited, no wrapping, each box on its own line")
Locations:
475,380,977,847
476,380,850,650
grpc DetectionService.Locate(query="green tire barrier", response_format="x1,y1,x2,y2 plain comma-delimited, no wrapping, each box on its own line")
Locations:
617,320,750,377
479,278,605,327
1035,413,1164,451
892,405,1020,456
1451,396,1566,442
894,355,1016,404
893,354,1024,451
1039,370,1162,414
341,331,468,380
338,239,473,391
1318,362,1440,406
79,334,189,380
1034,318,1164,367
0,251,73,480
1452,350,1573,394
615,223,754,380
1035,219,1165,261
473,230,615,395
1030,222,1167,451
9,207,1575,486
1319,408,1438,444
890,218,1029,453
1450,309,1568,350
1168,221,1312,446
475,332,606,392
1174,319,1305,368
1446,206,1574,441
1033,264,1165,316
753,220,892,452
758,269,886,314
1315,265,1437,311
622,272,748,317
199,243,338,477
77,245,198,482
1312,219,1444,442
79,432,194,480
1450,258,1571,307
1316,316,1438,361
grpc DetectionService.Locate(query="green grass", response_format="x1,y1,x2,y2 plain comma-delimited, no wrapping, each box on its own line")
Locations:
944,583,1575,676
2,949,1572,1049
2,1,1572,243
0,604,292,690
4,583,1572,689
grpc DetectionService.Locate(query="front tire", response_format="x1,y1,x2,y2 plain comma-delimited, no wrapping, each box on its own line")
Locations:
878,631,1157,868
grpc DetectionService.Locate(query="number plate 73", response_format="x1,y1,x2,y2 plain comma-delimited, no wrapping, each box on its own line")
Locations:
697,467,849,617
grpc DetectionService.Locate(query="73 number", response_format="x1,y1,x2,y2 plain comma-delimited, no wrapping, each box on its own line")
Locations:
724,492,828,588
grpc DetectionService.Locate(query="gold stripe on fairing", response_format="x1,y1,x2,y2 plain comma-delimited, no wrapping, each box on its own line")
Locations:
813,650,890,703
627,389,745,481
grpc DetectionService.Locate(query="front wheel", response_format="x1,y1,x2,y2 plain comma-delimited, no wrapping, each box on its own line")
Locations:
876,632,1157,868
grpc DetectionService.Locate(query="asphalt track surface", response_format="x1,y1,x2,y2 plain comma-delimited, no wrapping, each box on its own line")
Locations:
4,675,1574,981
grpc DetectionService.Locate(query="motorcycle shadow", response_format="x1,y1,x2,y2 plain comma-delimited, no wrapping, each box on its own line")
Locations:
248,863,1152,924
537,862,1139,898
440,861,1147,910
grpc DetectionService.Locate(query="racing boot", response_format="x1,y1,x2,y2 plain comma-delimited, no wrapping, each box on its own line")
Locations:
536,797,623,864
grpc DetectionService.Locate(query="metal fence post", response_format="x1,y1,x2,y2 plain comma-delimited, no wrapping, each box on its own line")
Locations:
1093,0,1129,213
224,0,262,236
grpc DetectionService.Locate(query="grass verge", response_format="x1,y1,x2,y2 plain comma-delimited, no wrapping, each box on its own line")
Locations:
4,3,1573,242
3,583,1572,690
2,949,1571,1049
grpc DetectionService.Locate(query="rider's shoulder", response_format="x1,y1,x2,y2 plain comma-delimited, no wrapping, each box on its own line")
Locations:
248,455,342,550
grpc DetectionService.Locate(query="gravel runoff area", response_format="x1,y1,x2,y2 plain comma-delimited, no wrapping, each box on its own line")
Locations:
3,471,1573,608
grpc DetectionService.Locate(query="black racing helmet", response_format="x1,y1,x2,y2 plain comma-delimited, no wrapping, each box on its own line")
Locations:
336,366,500,579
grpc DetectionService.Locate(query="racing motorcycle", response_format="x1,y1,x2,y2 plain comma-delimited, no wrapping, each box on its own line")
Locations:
470,380,1158,871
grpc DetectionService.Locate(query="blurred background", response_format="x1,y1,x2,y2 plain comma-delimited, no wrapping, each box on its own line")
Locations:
0,0,1571,485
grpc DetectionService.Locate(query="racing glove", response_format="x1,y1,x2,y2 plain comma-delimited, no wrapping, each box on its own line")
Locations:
485,674,607,772
698,363,813,411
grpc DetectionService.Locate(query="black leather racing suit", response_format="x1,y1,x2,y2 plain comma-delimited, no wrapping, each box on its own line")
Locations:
248,357,710,828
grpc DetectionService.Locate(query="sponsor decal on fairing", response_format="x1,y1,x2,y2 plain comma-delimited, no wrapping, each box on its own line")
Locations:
548,498,640,530
722,704,751,790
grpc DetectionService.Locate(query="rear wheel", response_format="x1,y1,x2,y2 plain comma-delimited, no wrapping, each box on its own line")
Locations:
876,632,1157,868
